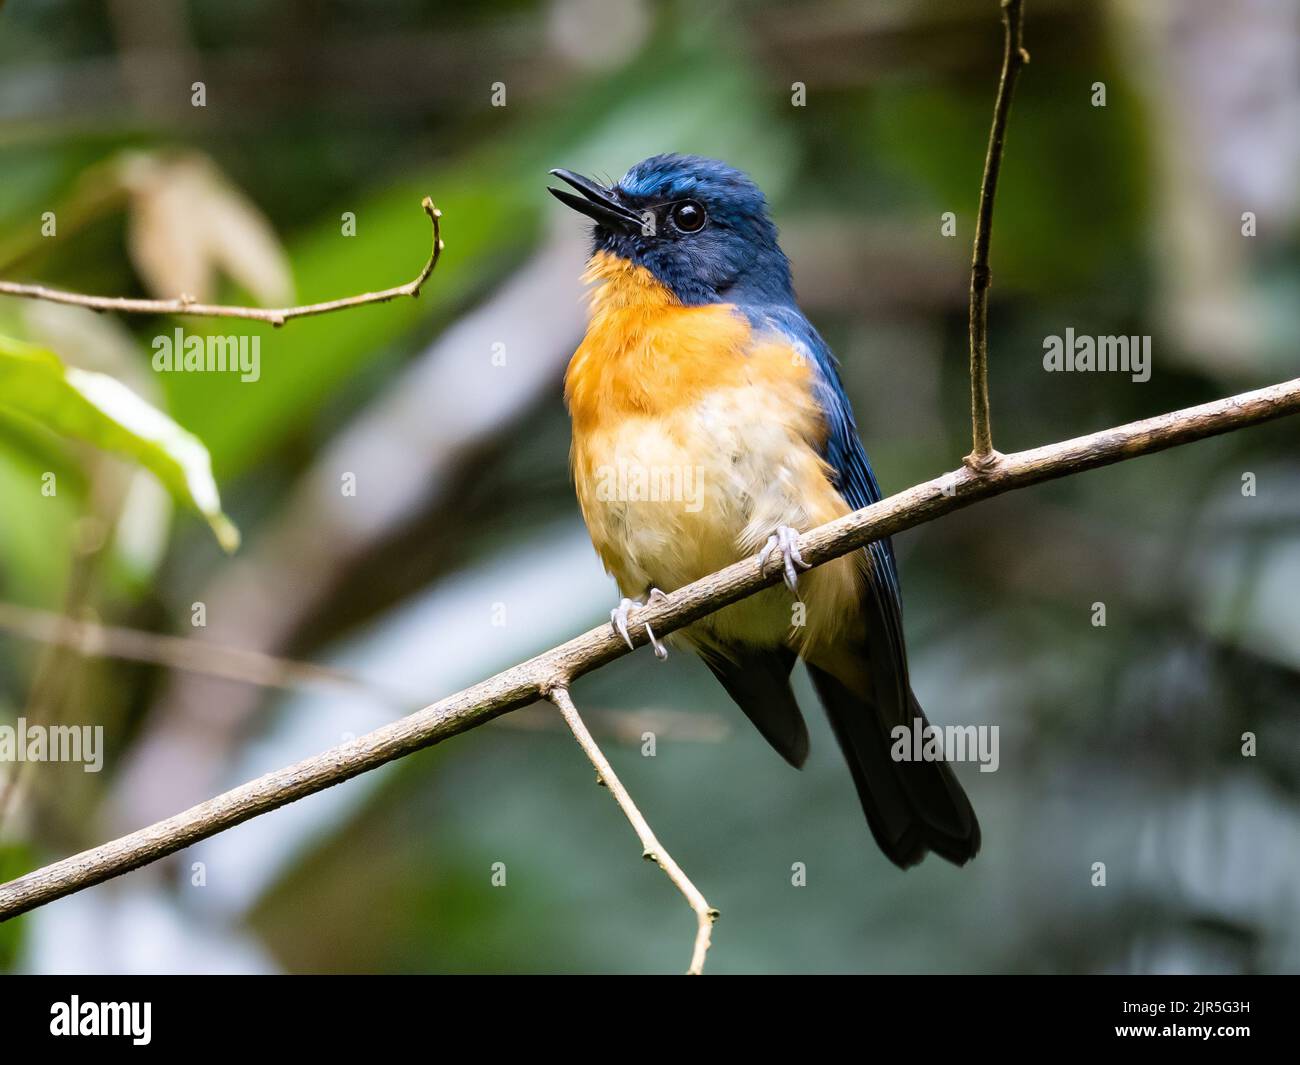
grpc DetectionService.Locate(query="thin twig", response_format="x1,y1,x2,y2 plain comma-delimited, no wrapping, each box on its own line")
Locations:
967,0,1029,468
502,703,729,744
548,686,716,975
0,601,389,699
0,461,120,830
1,375,1297,922
0,199,443,327
0,602,728,743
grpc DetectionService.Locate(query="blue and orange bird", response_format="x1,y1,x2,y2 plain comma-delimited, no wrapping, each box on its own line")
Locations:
550,155,979,868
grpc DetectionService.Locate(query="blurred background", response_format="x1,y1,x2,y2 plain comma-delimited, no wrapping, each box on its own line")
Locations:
0,0,1297,974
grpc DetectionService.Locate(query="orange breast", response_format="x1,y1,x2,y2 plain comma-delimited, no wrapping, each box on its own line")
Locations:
563,252,862,655
567,253,744,432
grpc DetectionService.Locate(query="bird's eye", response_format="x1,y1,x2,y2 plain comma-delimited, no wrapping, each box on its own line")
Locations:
671,200,706,233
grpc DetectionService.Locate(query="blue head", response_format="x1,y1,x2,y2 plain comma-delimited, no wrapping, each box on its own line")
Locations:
549,154,794,307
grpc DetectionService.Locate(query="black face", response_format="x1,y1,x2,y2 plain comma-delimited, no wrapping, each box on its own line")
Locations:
548,155,794,306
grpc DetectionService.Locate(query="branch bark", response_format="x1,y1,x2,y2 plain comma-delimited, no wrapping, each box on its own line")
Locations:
967,0,1029,467
0,199,442,327
548,687,716,974
2,374,1297,922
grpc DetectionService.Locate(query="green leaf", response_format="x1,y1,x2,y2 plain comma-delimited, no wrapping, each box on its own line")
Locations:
0,335,238,552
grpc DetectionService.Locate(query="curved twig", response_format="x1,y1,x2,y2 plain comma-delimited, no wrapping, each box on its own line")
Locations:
0,198,443,327
548,687,717,975
967,0,1029,467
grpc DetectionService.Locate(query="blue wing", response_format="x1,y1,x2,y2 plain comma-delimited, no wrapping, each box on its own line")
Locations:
758,304,906,657
758,306,980,866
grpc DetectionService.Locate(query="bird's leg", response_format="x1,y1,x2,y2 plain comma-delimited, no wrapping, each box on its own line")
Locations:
611,589,669,660
758,525,810,592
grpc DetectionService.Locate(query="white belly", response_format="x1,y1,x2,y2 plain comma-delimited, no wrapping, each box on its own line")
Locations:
575,383,860,651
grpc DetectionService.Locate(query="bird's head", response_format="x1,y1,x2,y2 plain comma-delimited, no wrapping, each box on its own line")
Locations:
549,154,793,307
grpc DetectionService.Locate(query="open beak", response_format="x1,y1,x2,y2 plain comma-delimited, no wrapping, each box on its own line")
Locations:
548,168,642,234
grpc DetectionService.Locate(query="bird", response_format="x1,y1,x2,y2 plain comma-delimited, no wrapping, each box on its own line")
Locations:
549,154,980,869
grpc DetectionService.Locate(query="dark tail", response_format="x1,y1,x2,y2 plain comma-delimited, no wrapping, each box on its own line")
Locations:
806,666,981,869
698,643,808,769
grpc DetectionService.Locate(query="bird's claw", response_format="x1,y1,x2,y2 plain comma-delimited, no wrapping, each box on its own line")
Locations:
610,591,669,660
759,525,810,591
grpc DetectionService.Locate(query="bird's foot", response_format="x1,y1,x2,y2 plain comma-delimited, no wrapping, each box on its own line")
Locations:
611,589,669,660
758,525,810,591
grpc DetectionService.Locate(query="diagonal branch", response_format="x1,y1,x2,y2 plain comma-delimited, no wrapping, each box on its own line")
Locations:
967,0,1030,467
1,374,1297,922
0,198,443,327
548,686,716,975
